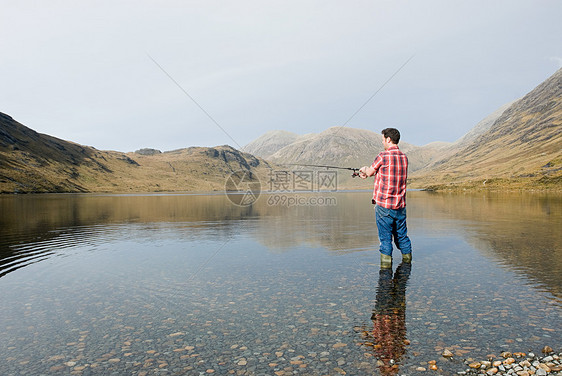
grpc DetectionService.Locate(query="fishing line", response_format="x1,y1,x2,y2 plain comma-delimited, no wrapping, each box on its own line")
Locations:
332,54,415,137
147,53,243,150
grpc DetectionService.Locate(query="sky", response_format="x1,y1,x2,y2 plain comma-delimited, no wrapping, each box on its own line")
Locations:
1,1,561,152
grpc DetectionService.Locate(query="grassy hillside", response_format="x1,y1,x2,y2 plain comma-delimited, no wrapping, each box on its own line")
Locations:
0,113,270,194
410,68,562,191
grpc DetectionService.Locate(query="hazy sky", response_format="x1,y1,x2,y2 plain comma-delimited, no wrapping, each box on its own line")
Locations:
1,1,561,151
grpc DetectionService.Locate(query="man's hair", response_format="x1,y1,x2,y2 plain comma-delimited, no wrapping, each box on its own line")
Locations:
381,128,400,144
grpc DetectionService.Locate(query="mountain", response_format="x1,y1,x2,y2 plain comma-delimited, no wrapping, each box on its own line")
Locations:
246,127,418,188
242,130,302,159
454,100,516,148
0,112,269,193
404,100,516,172
271,126,419,162
410,68,562,189
242,124,479,189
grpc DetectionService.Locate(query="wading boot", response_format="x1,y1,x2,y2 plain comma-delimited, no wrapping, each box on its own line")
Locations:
380,254,392,269
402,253,412,263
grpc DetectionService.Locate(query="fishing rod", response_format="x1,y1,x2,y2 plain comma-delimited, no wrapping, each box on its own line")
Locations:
282,164,362,178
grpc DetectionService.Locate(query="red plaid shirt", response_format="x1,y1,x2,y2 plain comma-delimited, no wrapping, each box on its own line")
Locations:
371,145,408,209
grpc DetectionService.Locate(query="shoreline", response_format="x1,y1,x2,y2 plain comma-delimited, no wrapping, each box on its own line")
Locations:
1,189,561,196
2,187,561,196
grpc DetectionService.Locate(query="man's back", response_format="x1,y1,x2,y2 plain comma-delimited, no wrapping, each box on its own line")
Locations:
372,145,408,209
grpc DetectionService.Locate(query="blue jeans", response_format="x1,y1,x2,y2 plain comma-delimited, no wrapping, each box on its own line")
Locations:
375,205,412,256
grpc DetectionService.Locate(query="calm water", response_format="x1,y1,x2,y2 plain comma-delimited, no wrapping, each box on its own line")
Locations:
0,191,560,376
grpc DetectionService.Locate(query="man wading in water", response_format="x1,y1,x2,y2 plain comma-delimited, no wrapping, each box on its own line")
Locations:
359,128,412,268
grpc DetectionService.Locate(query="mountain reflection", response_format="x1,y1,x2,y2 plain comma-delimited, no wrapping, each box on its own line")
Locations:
409,191,562,299
0,191,561,302
0,194,257,277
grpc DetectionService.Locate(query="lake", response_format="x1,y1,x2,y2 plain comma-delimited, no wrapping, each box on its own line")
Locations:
0,191,560,375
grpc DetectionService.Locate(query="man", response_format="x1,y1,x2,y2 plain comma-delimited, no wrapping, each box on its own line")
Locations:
359,128,412,268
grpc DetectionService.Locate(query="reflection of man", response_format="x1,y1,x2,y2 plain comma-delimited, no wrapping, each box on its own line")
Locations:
359,128,412,268
370,262,411,376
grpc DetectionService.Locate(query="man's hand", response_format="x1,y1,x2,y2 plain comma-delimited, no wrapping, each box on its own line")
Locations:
359,166,375,179
359,166,369,179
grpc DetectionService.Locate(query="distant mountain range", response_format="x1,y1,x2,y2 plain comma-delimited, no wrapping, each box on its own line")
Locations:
241,102,514,188
1,68,560,193
242,101,516,176
244,68,562,190
0,113,269,193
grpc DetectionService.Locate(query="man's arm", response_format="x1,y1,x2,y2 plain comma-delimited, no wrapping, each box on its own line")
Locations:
359,155,382,179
